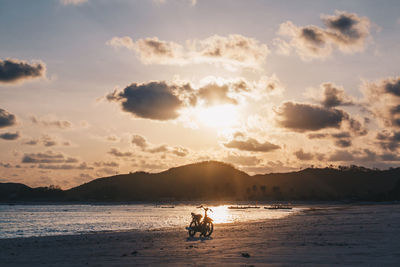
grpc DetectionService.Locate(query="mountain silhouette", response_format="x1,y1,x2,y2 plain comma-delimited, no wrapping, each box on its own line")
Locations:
1,161,400,202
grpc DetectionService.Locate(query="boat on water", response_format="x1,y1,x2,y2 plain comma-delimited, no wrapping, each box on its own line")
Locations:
264,204,292,210
228,205,260,210
228,206,247,210
160,206,175,208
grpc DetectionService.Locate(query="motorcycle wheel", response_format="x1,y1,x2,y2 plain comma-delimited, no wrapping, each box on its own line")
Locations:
202,222,214,237
188,221,196,237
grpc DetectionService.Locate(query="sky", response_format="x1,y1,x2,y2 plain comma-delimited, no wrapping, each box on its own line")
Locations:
1,0,400,188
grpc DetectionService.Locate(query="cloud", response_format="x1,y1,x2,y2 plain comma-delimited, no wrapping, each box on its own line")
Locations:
106,76,283,121
41,135,57,147
106,135,119,142
93,161,119,167
30,116,72,129
276,102,348,132
319,82,353,108
107,81,186,120
60,0,88,5
307,133,329,139
23,139,39,145
197,83,237,106
108,148,133,157
334,138,352,148
0,59,46,84
0,108,16,128
131,134,148,149
147,144,169,153
107,34,269,70
224,137,280,152
363,77,400,129
153,0,196,6
294,149,314,160
171,146,189,157
328,150,355,161
277,11,371,60
22,151,78,164
376,130,400,151
131,134,189,157
307,130,354,148
38,162,93,170
0,131,19,140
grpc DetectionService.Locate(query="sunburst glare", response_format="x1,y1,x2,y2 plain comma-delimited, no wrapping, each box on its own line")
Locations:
195,105,239,128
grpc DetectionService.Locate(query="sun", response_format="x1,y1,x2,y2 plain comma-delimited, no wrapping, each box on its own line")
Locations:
195,105,239,128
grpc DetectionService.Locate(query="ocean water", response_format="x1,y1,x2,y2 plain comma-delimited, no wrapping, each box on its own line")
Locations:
0,204,300,239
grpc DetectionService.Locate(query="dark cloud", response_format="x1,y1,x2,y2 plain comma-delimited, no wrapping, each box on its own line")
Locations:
224,137,280,152
108,148,133,157
381,153,400,162
328,150,355,161
320,82,353,108
347,118,367,136
106,81,186,120
294,149,314,160
376,131,400,151
0,108,16,128
331,132,351,139
22,151,78,164
131,135,148,149
42,135,57,147
300,27,327,46
278,11,371,60
334,139,352,148
322,11,371,46
0,131,19,140
197,84,237,106
308,131,353,148
0,59,46,83
276,102,348,132
384,79,400,97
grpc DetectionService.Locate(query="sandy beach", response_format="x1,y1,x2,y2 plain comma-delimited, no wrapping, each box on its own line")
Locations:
1,204,399,266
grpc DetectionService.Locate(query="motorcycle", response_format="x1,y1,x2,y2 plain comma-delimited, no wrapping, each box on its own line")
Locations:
186,205,214,237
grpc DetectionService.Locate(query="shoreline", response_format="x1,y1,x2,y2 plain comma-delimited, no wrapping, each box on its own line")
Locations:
1,204,400,266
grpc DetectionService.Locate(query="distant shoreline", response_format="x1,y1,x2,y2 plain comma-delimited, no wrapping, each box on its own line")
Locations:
1,200,399,206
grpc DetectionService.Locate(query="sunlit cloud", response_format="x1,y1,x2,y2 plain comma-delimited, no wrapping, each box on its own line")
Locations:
362,76,400,129
131,134,189,157
224,137,280,153
107,34,269,70
30,116,72,129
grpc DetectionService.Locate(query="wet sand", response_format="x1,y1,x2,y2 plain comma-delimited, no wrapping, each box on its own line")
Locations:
1,204,399,266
